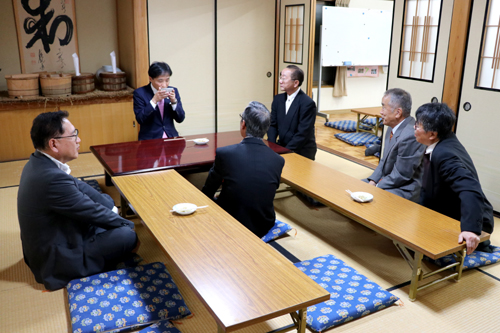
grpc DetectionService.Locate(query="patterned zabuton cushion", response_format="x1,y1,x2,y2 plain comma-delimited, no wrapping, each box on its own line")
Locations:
335,132,380,146
294,255,398,332
261,219,293,243
324,120,371,132
361,118,382,127
136,320,181,333
67,262,191,333
84,179,103,194
427,246,500,270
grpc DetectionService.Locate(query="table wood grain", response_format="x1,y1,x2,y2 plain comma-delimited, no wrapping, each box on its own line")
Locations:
280,153,489,259
113,170,330,332
350,107,383,118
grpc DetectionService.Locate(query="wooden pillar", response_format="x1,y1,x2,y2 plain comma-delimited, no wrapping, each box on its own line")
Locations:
307,0,316,97
133,0,149,88
442,0,473,114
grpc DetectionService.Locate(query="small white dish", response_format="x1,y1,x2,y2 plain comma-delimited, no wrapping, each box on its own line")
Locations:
350,192,373,203
193,138,209,145
172,203,197,215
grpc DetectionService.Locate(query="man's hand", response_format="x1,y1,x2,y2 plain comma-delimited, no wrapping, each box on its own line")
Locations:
167,89,177,104
458,231,480,255
152,89,169,104
368,180,377,186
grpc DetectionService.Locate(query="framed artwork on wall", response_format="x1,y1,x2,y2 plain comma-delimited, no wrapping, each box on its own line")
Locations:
12,0,79,73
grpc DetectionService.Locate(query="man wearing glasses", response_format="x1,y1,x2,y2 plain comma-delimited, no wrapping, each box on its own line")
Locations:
17,111,139,291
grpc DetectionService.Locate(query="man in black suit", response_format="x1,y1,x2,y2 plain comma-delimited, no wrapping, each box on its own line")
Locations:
202,101,285,238
414,103,494,254
133,62,185,140
267,65,317,160
17,111,139,290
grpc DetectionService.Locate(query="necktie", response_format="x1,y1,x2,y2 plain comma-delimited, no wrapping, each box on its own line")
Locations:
389,131,393,140
285,97,292,114
421,153,431,188
158,99,168,138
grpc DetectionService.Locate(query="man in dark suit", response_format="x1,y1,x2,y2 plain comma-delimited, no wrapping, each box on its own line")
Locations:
267,65,317,160
202,101,285,238
133,62,185,140
17,111,139,290
414,102,494,254
364,88,425,202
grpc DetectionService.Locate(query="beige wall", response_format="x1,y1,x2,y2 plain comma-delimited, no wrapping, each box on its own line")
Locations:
0,0,120,91
148,0,216,136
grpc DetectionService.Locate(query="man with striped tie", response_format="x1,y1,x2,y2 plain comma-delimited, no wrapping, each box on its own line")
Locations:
363,88,425,202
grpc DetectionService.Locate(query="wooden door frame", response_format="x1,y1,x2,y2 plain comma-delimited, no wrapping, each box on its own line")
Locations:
132,0,149,88
442,0,473,114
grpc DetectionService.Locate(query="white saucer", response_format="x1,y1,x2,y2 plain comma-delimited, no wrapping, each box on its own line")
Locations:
172,203,197,215
193,138,209,145
351,192,373,203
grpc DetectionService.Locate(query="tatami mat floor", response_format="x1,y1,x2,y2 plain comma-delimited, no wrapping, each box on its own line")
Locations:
1,149,499,332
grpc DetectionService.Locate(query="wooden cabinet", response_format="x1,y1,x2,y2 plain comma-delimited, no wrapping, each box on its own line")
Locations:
0,92,138,162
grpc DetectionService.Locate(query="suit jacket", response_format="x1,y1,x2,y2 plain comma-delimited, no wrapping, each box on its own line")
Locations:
133,84,185,140
17,151,135,290
419,132,494,235
367,117,425,202
202,137,285,238
267,89,317,160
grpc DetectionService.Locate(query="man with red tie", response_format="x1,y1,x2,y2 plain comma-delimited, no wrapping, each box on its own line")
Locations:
363,88,425,202
133,62,185,140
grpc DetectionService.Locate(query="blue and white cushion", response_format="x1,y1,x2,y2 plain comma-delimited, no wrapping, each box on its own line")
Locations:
335,132,381,146
136,321,181,333
261,219,293,243
360,118,382,127
426,246,500,270
67,262,191,333
325,120,371,132
294,254,398,332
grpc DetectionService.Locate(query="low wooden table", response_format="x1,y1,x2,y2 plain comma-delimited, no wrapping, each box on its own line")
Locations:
280,153,490,301
113,170,330,333
351,107,383,135
90,131,290,184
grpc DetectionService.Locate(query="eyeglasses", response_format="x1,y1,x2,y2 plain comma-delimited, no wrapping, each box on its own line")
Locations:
239,113,244,121
54,129,79,142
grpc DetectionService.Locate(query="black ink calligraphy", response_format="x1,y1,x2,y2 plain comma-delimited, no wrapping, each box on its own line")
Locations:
57,48,65,69
22,0,73,53
38,49,45,70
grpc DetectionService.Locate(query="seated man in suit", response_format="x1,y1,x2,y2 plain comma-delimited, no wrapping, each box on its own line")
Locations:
202,101,285,238
364,88,425,202
267,65,317,160
414,102,494,254
17,111,139,290
133,62,185,140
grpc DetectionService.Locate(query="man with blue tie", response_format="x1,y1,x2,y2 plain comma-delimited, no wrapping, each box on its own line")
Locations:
133,62,185,140
267,65,317,160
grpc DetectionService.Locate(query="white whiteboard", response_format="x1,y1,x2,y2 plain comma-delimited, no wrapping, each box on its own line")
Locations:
321,6,392,66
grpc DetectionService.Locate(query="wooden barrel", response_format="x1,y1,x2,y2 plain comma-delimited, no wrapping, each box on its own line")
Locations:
72,73,95,94
40,73,72,97
5,74,39,98
100,71,127,91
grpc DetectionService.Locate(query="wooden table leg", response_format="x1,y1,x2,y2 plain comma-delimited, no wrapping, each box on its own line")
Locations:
120,195,128,218
105,171,113,186
409,251,424,301
297,308,307,333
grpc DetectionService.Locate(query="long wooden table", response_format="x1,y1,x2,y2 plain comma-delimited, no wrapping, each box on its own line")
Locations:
280,153,490,301
113,170,330,333
351,107,383,136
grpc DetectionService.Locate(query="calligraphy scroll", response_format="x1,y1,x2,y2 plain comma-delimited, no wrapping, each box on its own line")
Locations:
13,0,79,73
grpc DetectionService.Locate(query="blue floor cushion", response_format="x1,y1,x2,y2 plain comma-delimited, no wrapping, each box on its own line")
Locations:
361,118,382,127
294,254,398,332
426,246,500,270
67,262,191,333
261,219,293,243
136,320,181,333
324,120,370,132
335,132,381,146
84,179,103,194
